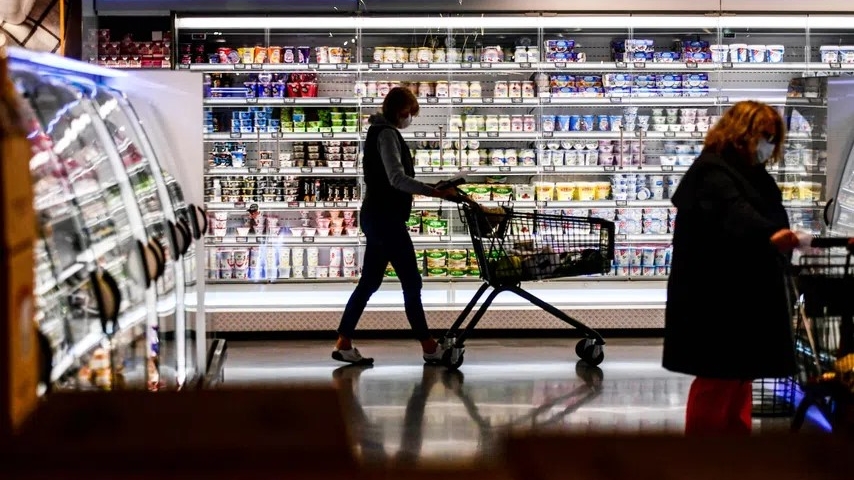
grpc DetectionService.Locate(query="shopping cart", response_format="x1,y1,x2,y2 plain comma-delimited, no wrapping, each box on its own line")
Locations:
436,198,615,370
790,237,854,433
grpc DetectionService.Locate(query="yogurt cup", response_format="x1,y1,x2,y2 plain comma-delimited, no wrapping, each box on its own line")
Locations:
710,44,728,63
748,45,767,63
840,46,854,63
766,45,785,63
730,44,749,63
821,45,840,63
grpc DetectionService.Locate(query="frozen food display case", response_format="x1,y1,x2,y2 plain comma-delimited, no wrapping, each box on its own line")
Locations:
174,13,854,332
9,47,204,389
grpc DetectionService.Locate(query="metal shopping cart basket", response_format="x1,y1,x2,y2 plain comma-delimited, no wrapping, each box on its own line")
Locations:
790,237,854,433
436,201,615,370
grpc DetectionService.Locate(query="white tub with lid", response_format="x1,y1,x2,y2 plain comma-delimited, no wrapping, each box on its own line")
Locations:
747,45,767,63
820,45,839,63
840,46,854,63
766,45,785,63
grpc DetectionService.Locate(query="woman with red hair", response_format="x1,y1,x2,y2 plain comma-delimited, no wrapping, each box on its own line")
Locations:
663,101,800,435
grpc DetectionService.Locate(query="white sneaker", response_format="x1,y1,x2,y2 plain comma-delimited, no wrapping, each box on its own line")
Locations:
331,347,374,365
423,344,446,365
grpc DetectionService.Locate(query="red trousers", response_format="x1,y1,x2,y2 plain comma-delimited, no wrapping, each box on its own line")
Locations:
685,377,753,436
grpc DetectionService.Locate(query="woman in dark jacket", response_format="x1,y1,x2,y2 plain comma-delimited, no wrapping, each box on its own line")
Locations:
332,87,459,365
663,100,804,436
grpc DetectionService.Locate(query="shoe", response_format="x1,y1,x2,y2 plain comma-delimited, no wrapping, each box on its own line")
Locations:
423,343,446,365
331,347,374,366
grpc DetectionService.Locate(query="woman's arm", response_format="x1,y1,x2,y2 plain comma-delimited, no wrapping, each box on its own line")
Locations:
378,129,458,200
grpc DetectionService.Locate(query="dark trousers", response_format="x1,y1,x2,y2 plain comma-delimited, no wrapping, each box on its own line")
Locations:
685,377,752,436
337,211,431,341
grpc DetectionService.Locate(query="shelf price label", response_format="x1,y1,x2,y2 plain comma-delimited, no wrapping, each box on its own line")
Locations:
487,132,499,138
178,64,190,70
301,166,313,173
418,63,429,69
324,201,336,207
303,202,316,207
233,64,246,70
251,64,263,70
336,63,349,70
461,62,473,69
616,200,628,207
368,63,380,69
452,97,463,104
691,131,703,138
609,97,623,104
664,131,676,138
541,97,551,104
554,62,567,69
615,61,628,69
722,62,734,69
321,132,334,139
392,63,405,69
421,167,434,173
426,97,439,104
247,167,260,173
302,237,316,243
480,62,493,69
229,132,242,139
287,201,300,208
829,62,842,69
616,234,629,241
499,166,511,173
414,131,427,138
255,237,266,244
308,63,319,69
718,96,730,104
235,236,249,243
270,132,281,139
234,202,246,209
282,97,295,104
685,62,699,69
245,97,258,104
482,97,494,104
542,131,554,138
542,165,556,172
362,97,374,104
335,202,349,208
661,165,674,172
212,237,224,244
332,167,345,173
633,62,646,69
519,62,532,69
466,132,479,138
603,166,616,172
511,97,524,104
329,97,342,104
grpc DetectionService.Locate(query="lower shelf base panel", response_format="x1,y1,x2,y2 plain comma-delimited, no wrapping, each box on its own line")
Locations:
202,307,664,333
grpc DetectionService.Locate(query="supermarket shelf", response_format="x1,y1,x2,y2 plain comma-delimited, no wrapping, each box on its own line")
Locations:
186,61,854,75
205,167,359,177
204,132,361,142
205,199,674,211
204,130,816,143
204,97,360,107
190,280,669,312
206,233,673,247
118,304,149,331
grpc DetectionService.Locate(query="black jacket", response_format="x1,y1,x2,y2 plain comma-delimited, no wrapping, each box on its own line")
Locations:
662,149,797,380
361,117,416,223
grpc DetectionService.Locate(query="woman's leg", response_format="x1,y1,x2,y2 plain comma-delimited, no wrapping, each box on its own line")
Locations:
336,237,387,343
384,222,434,348
685,377,753,436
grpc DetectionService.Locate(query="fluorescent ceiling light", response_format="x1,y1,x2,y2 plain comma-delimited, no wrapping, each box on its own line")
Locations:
176,16,359,30
718,16,808,29
805,15,854,30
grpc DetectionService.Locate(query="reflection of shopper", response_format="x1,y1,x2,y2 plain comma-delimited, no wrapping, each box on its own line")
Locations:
663,101,800,436
333,87,459,365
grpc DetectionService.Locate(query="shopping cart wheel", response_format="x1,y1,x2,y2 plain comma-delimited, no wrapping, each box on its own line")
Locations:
442,347,465,370
578,343,604,367
575,338,595,358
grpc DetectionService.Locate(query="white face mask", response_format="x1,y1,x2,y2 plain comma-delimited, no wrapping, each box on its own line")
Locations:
399,115,412,129
756,139,775,164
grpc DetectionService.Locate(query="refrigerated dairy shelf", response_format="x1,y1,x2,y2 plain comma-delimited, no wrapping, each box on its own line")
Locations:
203,199,679,211
206,233,675,246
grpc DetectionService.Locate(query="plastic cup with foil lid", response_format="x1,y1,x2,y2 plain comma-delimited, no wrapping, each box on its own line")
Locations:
435,81,449,97
498,115,512,132
510,115,524,132
372,47,385,62
468,81,482,98
523,115,536,132
494,81,509,98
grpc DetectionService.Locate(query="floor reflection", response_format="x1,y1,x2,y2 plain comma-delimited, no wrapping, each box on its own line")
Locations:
222,339,692,464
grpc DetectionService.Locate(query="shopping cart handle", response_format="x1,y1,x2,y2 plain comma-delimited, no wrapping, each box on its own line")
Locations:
434,177,467,191
810,237,854,249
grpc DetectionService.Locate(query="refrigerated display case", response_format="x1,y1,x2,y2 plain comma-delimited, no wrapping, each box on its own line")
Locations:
173,13,852,332
8,47,204,389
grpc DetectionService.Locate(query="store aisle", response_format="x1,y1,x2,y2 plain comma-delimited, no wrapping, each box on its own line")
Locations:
222,339,786,464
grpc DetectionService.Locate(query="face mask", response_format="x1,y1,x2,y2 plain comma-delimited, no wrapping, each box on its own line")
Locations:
756,139,775,164
399,115,412,129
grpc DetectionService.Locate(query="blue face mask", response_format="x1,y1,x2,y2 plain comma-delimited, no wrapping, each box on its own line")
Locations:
756,139,774,163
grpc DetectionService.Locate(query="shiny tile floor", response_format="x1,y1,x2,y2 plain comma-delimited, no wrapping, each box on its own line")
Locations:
223,338,797,464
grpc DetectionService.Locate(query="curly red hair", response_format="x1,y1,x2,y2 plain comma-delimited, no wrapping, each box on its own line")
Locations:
704,101,787,165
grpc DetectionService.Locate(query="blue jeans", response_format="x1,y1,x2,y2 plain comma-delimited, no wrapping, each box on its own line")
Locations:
336,211,430,341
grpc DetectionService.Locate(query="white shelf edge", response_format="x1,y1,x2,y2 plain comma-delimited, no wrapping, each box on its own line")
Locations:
205,131,815,142
205,199,675,210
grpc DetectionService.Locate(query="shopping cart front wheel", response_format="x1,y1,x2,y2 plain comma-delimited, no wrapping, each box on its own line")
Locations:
576,339,604,366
